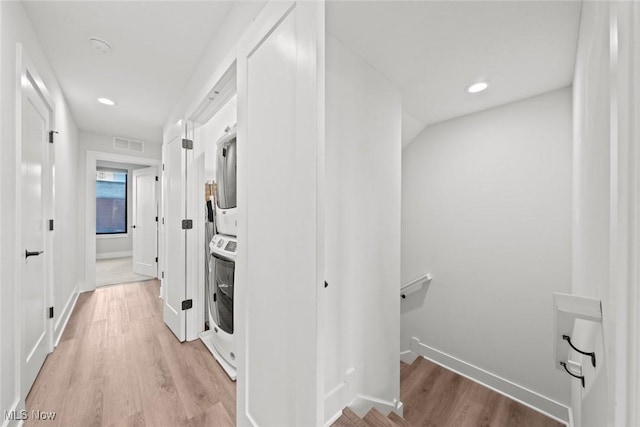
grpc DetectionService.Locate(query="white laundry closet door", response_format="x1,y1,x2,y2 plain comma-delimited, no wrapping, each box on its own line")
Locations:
162,124,187,341
20,56,53,396
236,1,325,426
132,166,158,277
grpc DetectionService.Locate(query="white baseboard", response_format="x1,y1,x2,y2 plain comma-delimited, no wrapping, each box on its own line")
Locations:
349,394,403,419
95,251,132,260
53,283,79,346
407,337,570,425
324,382,348,426
324,367,357,426
400,349,418,364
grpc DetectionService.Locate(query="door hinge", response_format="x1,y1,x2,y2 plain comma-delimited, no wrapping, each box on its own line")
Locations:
162,163,165,171
155,216,158,222
155,176,158,182
213,293,217,302
182,299,193,310
162,217,165,225
155,256,158,263
181,138,193,150
48,307,54,319
49,219,54,231
161,271,164,279
181,219,193,230
48,130,58,144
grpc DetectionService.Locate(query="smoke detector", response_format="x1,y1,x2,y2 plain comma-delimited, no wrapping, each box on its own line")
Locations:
89,38,112,54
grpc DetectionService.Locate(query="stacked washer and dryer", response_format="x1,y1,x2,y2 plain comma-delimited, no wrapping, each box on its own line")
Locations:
202,128,238,380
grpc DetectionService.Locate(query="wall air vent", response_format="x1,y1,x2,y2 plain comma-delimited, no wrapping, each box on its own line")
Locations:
113,137,144,153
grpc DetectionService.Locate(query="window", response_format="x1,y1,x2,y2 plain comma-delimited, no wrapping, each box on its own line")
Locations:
96,169,127,234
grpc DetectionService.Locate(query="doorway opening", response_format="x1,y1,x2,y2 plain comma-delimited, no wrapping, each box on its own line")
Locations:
84,150,161,291
95,160,157,287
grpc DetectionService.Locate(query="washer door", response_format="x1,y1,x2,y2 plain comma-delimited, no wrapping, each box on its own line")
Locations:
212,254,235,334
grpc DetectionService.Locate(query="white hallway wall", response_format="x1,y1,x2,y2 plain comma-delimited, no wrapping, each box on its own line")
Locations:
96,160,150,258
76,131,161,289
401,88,572,417
324,35,401,420
0,0,79,418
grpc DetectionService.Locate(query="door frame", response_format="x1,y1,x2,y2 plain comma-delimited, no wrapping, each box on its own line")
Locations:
182,57,237,342
84,151,161,291
607,2,639,425
15,42,55,405
624,2,640,424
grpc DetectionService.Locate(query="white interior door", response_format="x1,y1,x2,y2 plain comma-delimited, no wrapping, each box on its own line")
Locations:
236,2,324,425
162,124,187,341
20,65,52,395
132,166,158,277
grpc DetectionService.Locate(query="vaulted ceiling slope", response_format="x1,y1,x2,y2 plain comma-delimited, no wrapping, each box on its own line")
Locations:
24,1,235,143
327,1,582,147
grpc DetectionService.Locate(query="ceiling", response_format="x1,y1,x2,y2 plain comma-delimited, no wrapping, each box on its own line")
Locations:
327,1,582,147
24,1,235,143
24,1,581,147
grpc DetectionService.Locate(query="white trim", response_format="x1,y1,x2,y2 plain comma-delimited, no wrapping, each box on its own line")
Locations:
407,337,570,425
95,251,133,260
324,411,342,427
53,284,79,346
630,4,640,424
323,367,358,426
96,233,129,240
400,349,418,365
84,150,160,292
324,382,347,426
347,395,403,419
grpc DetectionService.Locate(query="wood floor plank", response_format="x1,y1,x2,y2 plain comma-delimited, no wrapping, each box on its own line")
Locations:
185,339,237,421
333,414,358,427
399,357,564,427
25,280,235,427
60,292,95,342
101,334,143,426
107,411,145,427
343,408,369,427
362,408,393,427
155,319,222,419
188,402,234,427
388,411,411,427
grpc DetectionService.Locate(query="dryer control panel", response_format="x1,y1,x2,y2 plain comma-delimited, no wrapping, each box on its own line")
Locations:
210,233,237,260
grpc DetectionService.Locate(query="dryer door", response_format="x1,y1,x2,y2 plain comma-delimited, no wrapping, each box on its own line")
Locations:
216,136,237,209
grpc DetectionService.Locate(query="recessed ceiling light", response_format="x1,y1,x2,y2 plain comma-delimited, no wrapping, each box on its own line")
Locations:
90,37,112,54
98,98,115,106
467,82,489,93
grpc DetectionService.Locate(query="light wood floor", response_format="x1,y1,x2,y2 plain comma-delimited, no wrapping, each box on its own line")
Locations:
25,280,236,427
27,280,563,427
333,357,563,427
400,357,564,427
